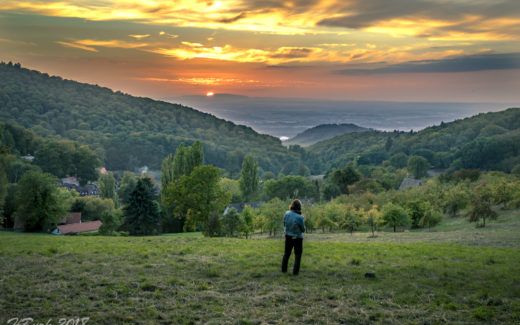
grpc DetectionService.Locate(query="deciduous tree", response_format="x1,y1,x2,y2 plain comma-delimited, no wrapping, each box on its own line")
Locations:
239,155,259,201
15,171,67,231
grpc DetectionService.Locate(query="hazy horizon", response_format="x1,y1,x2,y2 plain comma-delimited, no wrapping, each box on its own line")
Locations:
168,94,513,139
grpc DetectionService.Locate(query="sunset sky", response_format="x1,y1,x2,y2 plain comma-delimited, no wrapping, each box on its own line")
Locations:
1,0,519,102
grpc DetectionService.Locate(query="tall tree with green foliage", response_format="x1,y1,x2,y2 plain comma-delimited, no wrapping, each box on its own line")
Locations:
99,172,117,205
263,175,317,200
123,177,160,235
15,171,67,232
259,198,285,236
161,153,175,202
117,171,138,206
330,166,361,194
0,154,8,222
165,165,230,235
407,156,429,179
172,143,187,180
239,155,259,201
185,141,204,175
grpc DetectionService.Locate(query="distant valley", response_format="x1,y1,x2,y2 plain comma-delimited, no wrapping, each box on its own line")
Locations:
168,94,509,139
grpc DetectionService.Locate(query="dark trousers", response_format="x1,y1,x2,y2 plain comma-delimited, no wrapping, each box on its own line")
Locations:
282,236,303,275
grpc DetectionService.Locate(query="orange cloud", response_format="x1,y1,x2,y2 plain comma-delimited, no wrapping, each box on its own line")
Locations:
56,41,98,52
138,76,261,86
129,34,150,40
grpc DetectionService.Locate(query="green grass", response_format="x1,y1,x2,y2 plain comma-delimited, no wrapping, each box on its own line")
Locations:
1,210,519,324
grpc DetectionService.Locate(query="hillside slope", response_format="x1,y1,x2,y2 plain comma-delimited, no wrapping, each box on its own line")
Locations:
283,123,368,146
0,63,298,173
308,107,520,172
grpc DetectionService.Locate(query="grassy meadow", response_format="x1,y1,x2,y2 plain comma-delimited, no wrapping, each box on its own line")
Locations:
1,210,520,324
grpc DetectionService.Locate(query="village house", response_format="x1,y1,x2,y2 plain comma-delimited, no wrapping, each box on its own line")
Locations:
399,178,422,191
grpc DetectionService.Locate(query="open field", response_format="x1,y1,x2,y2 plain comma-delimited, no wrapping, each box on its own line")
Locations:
1,211,520,324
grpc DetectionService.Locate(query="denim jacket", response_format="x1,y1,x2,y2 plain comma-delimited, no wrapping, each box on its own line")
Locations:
283,210,306,239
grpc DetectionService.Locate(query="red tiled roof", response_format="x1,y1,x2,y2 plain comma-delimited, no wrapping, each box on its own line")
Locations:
57,221,102,234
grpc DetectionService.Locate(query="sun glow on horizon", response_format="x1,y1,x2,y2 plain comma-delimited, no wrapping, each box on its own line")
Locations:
206,91,214,96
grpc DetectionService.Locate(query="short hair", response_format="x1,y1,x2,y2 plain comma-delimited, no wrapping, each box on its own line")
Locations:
289,199,302,213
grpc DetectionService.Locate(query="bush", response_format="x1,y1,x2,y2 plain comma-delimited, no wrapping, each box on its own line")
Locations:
99,210,123,235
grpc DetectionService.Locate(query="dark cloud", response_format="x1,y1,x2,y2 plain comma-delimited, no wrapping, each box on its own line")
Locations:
218,12,247,23
270,48,313,59
316,0,520,35
335,53,520,75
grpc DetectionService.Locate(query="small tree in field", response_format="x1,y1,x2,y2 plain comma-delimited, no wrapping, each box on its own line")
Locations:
468,184,497,227
240,205,255,239
383,203,410,232
339,206,363,235
491,180,515,209
222,207,240,237
205,212,222,237
315,213,337,232
364,205,383,237
259,198,285,236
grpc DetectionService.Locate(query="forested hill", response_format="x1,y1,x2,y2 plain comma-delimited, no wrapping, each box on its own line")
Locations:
308,107,520,172
283,123,368,147
0,62,300,174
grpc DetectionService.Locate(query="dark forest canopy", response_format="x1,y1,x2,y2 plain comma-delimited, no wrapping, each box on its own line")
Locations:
0,62,306,175
0,122,100,184
308,107,520,173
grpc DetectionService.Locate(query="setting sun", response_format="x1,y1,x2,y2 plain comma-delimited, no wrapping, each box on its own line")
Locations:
206,91,214,97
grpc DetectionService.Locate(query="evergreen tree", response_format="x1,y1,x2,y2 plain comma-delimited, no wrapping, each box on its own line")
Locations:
239,155,259,201
123,177,160,235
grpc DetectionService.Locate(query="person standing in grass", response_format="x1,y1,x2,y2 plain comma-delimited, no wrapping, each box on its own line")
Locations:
282,199,306,275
